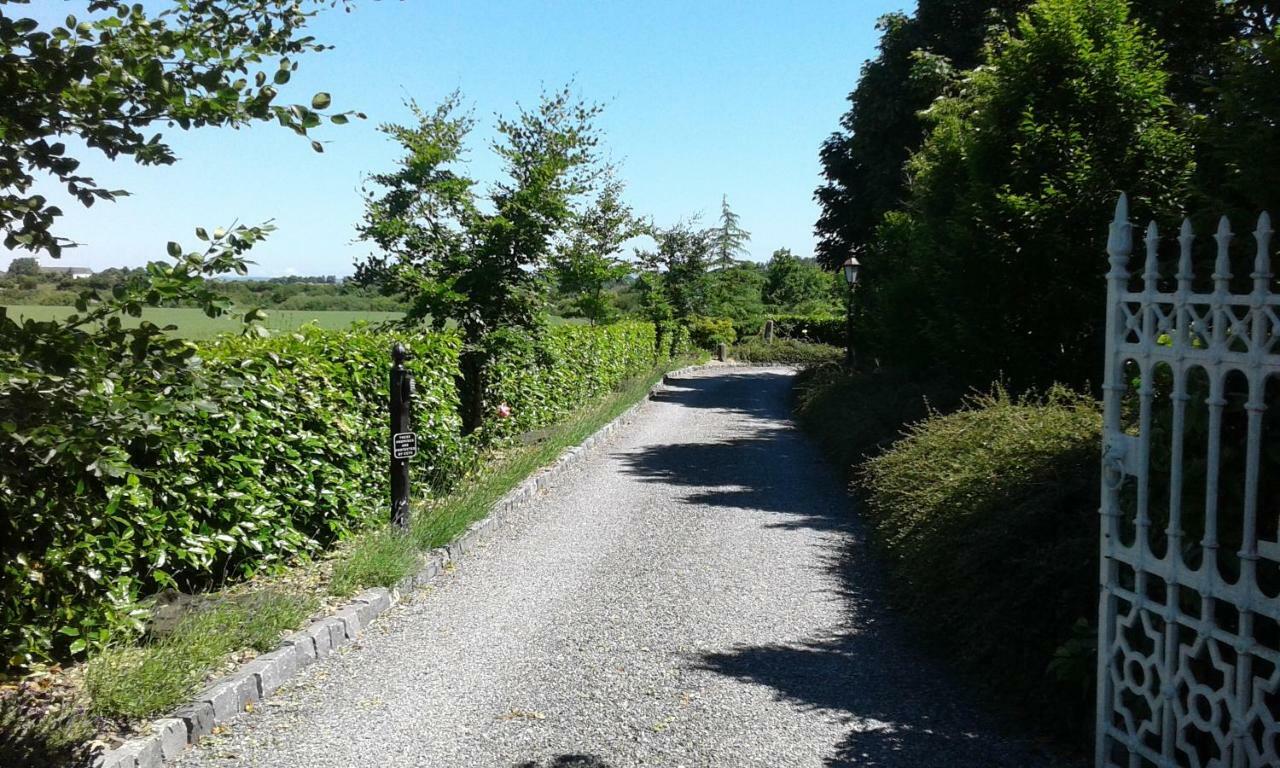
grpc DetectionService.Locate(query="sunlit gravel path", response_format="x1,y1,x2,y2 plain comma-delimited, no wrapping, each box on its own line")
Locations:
174,367,1075,768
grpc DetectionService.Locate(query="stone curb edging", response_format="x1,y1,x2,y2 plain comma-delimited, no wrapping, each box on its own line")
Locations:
94,363,708,768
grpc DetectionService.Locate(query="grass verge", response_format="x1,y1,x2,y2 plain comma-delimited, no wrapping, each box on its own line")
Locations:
83,590,315,720
80,357,698,726
333,359,697,593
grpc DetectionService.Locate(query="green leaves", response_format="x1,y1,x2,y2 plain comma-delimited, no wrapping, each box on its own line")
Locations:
1,1,351,258
311,92,332,110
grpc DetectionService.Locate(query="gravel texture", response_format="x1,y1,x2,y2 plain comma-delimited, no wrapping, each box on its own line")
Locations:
173,367,1076,768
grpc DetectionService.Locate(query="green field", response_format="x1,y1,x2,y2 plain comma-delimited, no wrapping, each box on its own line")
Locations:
1,305,405,339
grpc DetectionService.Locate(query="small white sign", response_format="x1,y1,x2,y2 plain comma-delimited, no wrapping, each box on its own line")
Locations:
392,432,417,459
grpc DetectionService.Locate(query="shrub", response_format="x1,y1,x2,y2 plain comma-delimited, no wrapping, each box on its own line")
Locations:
793,364,962,464
687,315,736,349
0,683,97,768
2,320,665,669
733,313,845,346
730,338,842,365
859,387,1101,735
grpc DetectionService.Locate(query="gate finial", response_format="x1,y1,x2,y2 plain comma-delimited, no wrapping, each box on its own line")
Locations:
1254,212,1273,290
1213,215,1233,288
1108,193,1132,278
1177,217,1195,290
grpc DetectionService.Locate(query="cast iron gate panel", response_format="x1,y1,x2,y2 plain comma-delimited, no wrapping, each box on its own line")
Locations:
1096,194,1280,768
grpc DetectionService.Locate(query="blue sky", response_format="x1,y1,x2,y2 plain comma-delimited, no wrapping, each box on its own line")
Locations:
23,1,905,276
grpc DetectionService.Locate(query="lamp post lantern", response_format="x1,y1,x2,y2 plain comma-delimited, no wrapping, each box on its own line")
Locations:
840,256,860,369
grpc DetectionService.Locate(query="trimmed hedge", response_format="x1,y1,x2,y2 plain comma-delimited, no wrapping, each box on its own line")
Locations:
859,387,1101,736
734,313,845,346
730,338,843,365
2,321,671,667
483,322,664,440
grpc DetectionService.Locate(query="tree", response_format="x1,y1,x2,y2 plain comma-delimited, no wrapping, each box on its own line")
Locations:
550,177,642,324
710,195,751,269
762,248,836,313
814,2,1031,270
355,88,605,432
1182,2,1280,218
636,220,713,321
0,0,346,665
6,257,38,276
865,0,1192,387
705,262,765,325
0,0,356,258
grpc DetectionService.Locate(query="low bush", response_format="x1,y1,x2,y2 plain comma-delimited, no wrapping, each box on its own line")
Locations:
687,315,736,349
734,313,845,346
730,338,842,365
0,683,97,768
859,387,1101,736
793,364,962,464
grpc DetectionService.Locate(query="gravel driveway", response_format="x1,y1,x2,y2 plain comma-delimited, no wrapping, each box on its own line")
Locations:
175,367,1076,768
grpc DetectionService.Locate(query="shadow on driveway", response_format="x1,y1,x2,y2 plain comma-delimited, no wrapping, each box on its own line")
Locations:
625,370,1080,767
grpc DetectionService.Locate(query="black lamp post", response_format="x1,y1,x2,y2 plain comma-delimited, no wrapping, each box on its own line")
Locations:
841,255,860,369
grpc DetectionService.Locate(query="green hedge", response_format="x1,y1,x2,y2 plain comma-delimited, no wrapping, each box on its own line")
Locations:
858,387,1101,736
730,338,843,365
483,322,662,440
2,321,668,667
734,313,845,346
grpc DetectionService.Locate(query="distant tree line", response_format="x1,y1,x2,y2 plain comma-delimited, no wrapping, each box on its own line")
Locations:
816,0,1280,389
0,264,406,311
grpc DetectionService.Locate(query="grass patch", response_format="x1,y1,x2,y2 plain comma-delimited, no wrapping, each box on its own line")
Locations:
330,528,420,597
1,305,406,339
84,590,315,720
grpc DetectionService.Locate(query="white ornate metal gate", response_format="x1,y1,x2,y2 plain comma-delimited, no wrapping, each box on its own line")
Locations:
1096,194,1280,767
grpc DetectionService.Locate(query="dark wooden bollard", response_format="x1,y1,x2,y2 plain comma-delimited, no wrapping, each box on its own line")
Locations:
390,343,416,529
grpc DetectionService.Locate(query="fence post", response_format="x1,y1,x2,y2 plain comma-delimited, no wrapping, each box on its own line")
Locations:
1095,193,1131,766
390,342,415,530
